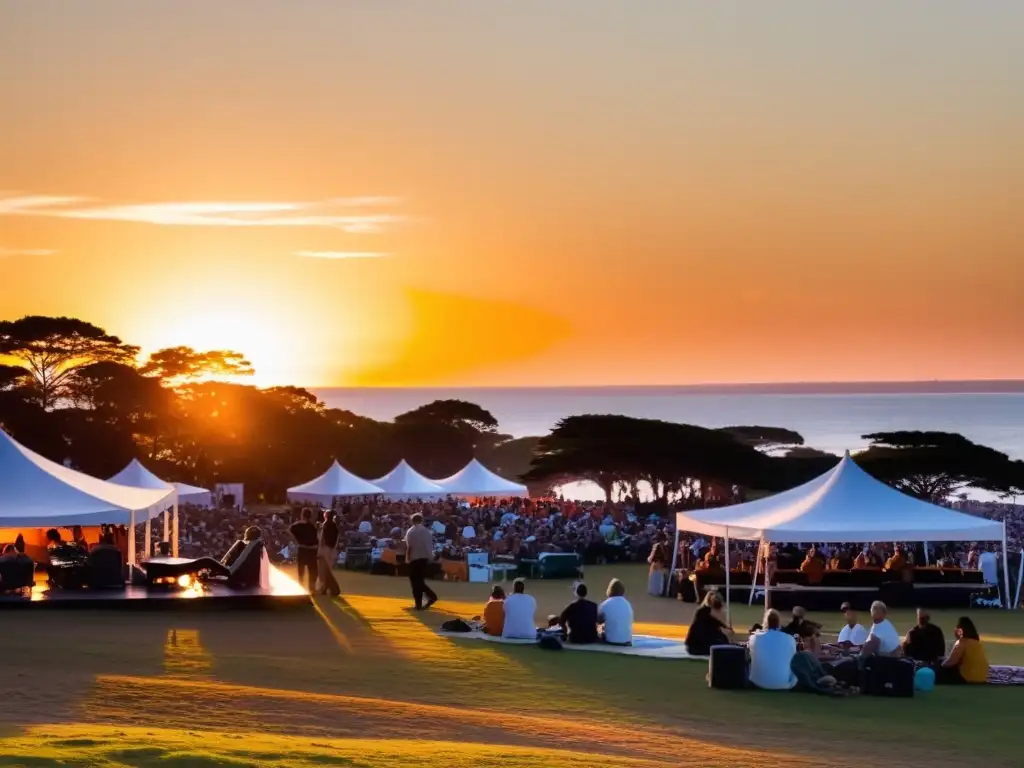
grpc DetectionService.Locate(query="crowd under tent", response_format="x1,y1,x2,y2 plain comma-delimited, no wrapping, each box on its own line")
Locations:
108,458,212,557
672,451,1012,616
286,460,385,504
371,460,446,499
0,428,173,565
433,459,529,498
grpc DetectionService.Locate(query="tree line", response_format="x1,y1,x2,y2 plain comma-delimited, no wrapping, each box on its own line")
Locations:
1,315,1022,507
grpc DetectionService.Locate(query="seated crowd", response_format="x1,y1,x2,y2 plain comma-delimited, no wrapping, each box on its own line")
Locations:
733,598,991,693
477,576,635,646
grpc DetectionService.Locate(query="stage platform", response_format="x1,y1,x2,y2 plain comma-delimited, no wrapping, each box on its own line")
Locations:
0,565,312,612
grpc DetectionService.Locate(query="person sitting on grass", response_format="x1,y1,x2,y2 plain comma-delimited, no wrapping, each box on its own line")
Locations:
862,601,901,657
557,582,599,644
502,578,538,640
837,603,868,648
902,608,946,664
937,616,989,684
685,591,731,656
599,578,634,646
749,608,798,690
483,585,506,636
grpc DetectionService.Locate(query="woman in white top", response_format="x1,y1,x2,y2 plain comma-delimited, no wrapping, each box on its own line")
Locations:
598,578,634,645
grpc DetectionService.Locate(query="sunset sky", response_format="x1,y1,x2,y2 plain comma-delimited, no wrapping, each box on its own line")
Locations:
2,1,1022,387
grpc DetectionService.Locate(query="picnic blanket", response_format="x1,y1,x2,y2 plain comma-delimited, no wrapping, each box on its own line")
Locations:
437,630,708,660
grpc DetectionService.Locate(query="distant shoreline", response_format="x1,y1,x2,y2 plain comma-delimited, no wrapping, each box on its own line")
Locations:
313,381,1024,396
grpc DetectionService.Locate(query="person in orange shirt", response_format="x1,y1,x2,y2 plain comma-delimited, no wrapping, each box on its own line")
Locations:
885,547,907,573
799,547,826,585
853,548,870,569
482,585,506,636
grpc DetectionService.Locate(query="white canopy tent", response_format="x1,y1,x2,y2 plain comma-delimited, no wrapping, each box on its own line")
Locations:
432,459,529,497
0,429,173,565
287,461,384,503
371,460,446,498
673,452,1012,617
108,459,212,557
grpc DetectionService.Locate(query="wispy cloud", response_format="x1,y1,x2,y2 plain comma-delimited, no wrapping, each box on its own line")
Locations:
0,247,57,257
0,193,406,233
295,250,389,260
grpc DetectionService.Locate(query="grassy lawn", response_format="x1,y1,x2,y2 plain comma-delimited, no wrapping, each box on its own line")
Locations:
1,564,1022,767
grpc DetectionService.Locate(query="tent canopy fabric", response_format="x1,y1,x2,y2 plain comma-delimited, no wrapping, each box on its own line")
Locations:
433,459,528,497
371,460,445,498
287,461,384,502
108,459,211,506
0,429,174,527
675,452,1004,543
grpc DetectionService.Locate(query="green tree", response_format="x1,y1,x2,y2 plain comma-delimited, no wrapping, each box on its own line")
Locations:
718,425,805,453
857,431,1015,502
395,399,499,435
140,346,254,383
0,316,139,409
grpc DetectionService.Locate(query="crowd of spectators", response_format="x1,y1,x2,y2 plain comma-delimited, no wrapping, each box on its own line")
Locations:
173,496,675,566
953,499,1024,551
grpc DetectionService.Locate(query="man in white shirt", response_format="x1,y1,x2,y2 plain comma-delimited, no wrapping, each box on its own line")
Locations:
837,602,869,647
863,600,901,656
979,546,999,590
502,578,538,639
748,609,798,690
598,577,634,645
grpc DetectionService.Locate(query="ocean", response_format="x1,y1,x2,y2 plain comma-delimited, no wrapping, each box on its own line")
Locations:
314,386,1024,461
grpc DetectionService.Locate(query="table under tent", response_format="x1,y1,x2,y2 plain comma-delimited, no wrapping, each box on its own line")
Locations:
0,429,173,567
672,451,1011,620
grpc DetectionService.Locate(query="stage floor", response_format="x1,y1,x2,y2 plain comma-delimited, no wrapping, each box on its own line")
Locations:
0,565,312,612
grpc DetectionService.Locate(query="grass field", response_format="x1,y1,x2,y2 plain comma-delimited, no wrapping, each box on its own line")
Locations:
2,564,1023,767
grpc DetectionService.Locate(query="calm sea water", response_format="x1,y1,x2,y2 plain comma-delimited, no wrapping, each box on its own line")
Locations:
314,387,1024,460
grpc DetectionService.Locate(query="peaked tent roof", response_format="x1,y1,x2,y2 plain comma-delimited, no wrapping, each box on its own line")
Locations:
676,452,1004,543
371,460,445,497
0,429,174,527
433,459,528,497
108,459,212,505
287,461,384,501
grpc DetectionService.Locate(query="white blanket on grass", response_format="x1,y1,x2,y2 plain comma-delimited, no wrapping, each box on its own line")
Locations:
437,630,708,660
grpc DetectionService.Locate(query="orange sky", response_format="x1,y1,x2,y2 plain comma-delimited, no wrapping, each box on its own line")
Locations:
1,2,1022,387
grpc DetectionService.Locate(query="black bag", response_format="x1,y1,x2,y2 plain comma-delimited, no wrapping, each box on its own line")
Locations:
538,634,563,651
863,656,915,698
708,644,747,689
441,618,473,633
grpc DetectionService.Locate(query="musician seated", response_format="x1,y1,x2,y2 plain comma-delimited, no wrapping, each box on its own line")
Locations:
799,548,825,585
0,544,36,593
45,529,89,588
87,531,125,589
884,547,909,574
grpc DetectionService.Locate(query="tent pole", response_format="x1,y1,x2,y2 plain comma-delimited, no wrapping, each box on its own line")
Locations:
764,539,772,610
668,528,680,599
144,516,152,558
748,537,762,606
1014,550,1023,611
172,499,179,558
724,528,731,628
128,509,136,566
1002,522,1011,610
163,506,170,543
924,541,930,566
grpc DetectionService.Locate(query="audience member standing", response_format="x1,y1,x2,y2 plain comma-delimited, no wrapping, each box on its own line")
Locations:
404,513,438,610
317,510,341,598
289,507,319,593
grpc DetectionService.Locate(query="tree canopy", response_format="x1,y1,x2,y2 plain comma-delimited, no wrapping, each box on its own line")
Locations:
717,425,805,453
0,316,139,409
857,431,1017,502
140,346,254,384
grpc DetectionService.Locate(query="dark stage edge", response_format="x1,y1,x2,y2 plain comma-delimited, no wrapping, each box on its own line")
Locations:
0,568,313,612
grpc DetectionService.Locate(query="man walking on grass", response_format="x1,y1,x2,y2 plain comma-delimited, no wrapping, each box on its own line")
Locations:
405,513,438,610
